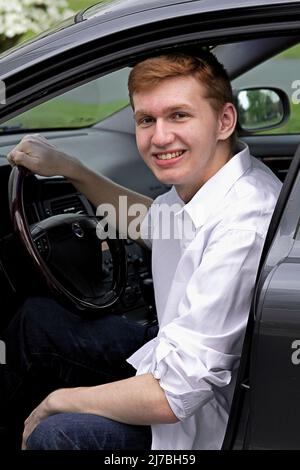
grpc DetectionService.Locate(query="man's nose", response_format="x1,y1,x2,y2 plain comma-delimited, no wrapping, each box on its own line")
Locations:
151,120,174,147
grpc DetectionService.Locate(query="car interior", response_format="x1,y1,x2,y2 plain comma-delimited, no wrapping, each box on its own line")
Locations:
0,32,300,448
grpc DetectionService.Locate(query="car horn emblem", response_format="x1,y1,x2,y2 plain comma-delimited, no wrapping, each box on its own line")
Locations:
72,222,84,238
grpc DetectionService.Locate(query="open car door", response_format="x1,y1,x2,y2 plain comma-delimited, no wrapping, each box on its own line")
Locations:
223,144,300,450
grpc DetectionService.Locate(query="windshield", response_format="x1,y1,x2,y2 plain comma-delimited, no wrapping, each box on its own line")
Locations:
2,68,130,131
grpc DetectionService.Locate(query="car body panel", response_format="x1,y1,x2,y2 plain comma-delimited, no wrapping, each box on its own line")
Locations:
1,0,300,79
247,147,300,448
82,0,299,22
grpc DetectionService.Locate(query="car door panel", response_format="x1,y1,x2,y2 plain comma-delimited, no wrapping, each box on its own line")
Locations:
225,145,300,449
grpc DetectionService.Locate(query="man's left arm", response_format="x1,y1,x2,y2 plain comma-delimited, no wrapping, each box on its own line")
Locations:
22,373,178,448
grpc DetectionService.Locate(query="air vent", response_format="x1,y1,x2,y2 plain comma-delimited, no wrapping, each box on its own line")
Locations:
49,195,87,216
262,156,293,183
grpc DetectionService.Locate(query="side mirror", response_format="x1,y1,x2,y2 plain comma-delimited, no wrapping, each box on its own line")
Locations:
235,87,290,133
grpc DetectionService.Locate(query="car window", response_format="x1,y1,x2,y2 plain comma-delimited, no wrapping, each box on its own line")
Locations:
3,67,131,130
232,42,300,135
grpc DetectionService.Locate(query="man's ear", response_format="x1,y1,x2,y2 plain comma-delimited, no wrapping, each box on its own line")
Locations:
218,103,237,141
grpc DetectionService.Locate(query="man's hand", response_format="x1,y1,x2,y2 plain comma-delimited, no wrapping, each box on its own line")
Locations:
22,397,50,449
22,398,49,450
7,134,78,178
22,388,70,450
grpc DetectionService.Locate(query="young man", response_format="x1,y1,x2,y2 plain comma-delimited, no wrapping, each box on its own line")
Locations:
5,52,281,450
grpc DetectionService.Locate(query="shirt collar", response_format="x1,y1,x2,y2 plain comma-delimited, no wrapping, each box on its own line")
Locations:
174,141,252,228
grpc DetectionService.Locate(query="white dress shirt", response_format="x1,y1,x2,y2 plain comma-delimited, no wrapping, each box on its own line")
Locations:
127,142,282,450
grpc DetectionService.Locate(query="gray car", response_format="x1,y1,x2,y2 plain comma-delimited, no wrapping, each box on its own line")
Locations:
0,0,300,451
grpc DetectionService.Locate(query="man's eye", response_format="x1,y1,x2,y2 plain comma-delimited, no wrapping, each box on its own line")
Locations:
172,112,188,120
138,117,153,126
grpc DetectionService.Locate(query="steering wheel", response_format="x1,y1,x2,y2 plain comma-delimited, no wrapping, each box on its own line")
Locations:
8,166,127,313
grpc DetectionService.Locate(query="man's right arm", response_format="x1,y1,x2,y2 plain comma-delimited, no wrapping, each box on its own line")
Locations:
7,134,153,246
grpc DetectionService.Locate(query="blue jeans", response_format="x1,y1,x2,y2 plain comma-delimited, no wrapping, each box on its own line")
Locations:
1,297,158,450
27,413,152,450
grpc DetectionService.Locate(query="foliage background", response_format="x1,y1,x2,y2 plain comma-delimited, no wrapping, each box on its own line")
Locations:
69,0,96,11
0,1,97,51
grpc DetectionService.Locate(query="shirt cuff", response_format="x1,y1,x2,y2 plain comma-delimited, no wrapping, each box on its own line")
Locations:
149,338,233,421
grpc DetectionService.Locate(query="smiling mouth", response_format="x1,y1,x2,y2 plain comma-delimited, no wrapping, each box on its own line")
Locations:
154,150,186,160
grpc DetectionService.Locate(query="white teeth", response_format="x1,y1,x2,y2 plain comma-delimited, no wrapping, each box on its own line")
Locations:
156,151,184,160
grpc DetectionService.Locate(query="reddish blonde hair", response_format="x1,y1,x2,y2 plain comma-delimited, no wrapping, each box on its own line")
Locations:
128,51,236,147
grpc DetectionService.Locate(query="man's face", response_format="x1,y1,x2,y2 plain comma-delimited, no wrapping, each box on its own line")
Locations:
133,75,232,202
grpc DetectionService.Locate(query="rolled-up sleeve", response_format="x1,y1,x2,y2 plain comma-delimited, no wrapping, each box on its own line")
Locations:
131,228,264,421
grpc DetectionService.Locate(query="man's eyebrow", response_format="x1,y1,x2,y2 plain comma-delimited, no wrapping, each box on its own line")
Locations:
165,104,194,112
134,110,150,119
134,104,193,118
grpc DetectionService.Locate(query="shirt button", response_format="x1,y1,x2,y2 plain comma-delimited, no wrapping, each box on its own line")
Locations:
153,370,161,379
